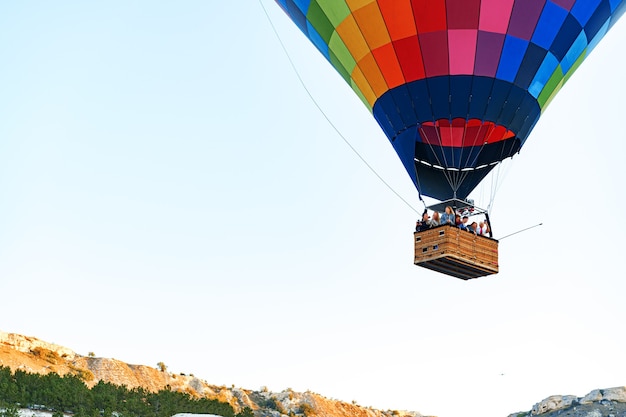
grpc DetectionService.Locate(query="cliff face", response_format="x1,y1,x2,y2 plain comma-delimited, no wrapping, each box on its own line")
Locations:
0,331,425,417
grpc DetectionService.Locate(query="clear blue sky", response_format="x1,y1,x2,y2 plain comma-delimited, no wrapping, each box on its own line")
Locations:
1,3,625,417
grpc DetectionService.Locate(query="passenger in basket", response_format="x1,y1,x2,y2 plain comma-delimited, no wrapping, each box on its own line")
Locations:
459,215,469,230
430,211,441,226
416,210,431,232
440,206,455,225
468,221,479,234
454,214,462,228
478,220,490,235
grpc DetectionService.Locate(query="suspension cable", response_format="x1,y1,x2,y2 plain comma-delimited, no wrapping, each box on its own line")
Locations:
417,125,456,194
499,222,543,240
259,0,421,216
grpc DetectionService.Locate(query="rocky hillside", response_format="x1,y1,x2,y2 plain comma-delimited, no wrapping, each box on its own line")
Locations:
1,331,625,417
0,331,426,417
507,388,626,417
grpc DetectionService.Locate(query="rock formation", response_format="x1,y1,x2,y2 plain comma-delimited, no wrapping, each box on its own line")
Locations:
508,387,626,417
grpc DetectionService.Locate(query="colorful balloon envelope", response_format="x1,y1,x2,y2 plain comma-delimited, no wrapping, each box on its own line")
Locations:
276,0,626,201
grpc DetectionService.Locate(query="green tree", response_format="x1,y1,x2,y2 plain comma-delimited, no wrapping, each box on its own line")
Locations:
0,406,20,417
237,407,255,417
0,365,236,417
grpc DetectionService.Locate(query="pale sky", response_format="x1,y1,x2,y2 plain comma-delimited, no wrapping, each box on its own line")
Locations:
1,3,625,417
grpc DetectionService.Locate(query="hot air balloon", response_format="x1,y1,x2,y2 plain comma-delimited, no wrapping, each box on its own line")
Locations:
275,0,625,279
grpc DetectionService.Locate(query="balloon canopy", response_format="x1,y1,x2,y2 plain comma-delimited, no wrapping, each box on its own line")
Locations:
275,0,626,201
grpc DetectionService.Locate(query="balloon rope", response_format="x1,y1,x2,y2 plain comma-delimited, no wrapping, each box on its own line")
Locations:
498,222,543,240
487,163,499,213
417,125,456,196
259,0,421,215
413,163,427,211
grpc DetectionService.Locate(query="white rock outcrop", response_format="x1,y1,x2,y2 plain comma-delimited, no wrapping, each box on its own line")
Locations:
531,395,578,415
580,387,626,404
601,386,626,402
529,387,626,415
0,331,76,359
580,389,604,404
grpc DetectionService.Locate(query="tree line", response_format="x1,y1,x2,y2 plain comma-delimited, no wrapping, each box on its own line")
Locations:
0,366,253,417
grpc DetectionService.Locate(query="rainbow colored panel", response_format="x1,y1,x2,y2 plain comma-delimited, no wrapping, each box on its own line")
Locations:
276,0,626,200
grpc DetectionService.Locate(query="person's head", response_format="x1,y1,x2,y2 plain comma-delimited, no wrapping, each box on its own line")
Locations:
432,211,440,221
422,211,429,221
455,214,461,224
470,222,477,229
462,215,469,224
445,206,453,215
